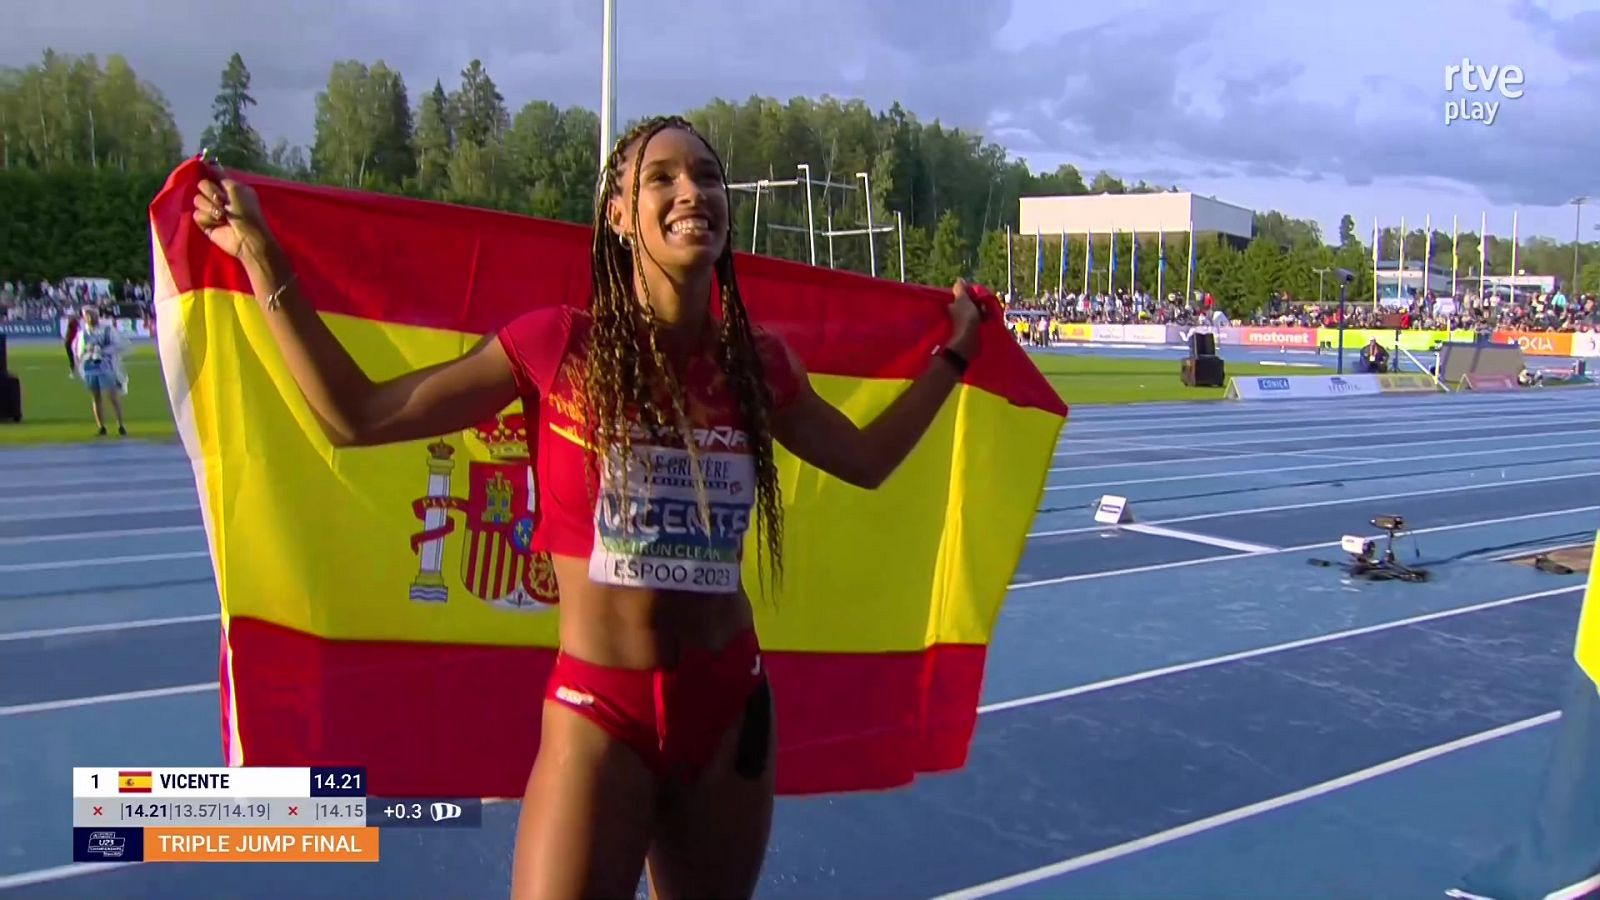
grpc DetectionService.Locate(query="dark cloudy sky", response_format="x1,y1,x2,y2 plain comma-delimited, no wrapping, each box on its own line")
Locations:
8,0,1598,242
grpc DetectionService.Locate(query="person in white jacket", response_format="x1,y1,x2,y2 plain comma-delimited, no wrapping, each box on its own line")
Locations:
73,305,128,436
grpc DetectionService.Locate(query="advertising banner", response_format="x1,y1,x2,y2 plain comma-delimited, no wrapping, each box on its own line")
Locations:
1492,331,1574,357
1166,324,1239,346
1224,373,1382,401
1055,322,1092,342
1238,327,1319,350
1316,329,1457,352
1375,373,1441,394
1570,333,1600,358
1122,324,1168,344
0,320,58,337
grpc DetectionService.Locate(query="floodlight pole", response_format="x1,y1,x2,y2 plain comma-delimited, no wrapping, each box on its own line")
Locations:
1337,282,1348,375
599,0,617,168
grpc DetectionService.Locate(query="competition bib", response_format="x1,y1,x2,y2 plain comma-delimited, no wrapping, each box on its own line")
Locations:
588,442,755,593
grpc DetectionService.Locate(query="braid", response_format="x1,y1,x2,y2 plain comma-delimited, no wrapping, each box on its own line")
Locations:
586,115,786,595
714,253,786,596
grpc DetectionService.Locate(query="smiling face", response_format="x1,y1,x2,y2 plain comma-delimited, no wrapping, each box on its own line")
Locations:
608,125,730,279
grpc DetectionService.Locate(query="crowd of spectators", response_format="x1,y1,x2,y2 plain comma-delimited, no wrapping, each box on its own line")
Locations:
1,278,154,323
1252,290,1598,333
1006,290,1225,326
1005,288,1599,333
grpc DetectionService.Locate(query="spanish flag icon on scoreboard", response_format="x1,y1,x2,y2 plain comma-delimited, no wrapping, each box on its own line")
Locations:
118,771,152,793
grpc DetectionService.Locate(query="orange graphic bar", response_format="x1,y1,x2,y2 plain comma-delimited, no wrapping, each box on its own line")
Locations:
141,827,379,862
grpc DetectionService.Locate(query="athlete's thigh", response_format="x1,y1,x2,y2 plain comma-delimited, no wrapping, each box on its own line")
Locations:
646,681,776,900
511,701,660,900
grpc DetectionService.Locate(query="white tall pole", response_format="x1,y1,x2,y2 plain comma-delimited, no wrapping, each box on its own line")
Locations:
826,207,836,269
600,0,618,165
1396,215,1405,307
1372,217,1379,304
1511,209,1520,302
1185,230,1194,307
856,172,876,277
1005,225,1013,301
750,182,762,254
1129,230,1137,297
895,210,905,282
1451,214,1459,298
1480,211,1488,302
797,164,816,266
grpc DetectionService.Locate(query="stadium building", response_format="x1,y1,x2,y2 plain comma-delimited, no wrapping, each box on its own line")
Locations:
1019,192,1255,249
1017,192,1255,299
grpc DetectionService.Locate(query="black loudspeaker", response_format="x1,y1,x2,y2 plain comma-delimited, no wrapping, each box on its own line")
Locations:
1188,332,1217,358
1181,356,1226,388
0,374,19,422
0,333,8,376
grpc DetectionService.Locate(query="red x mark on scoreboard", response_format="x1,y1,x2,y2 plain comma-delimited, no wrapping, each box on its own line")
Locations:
92,806,103,816
288,806,299,816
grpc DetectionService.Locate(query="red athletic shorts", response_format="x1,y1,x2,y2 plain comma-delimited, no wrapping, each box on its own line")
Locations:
544,628,769,781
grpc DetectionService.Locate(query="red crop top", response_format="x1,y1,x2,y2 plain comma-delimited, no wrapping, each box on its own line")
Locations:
496,306,803,593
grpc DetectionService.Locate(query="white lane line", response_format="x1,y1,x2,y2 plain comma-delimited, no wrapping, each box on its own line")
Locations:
1489,541,1594,562
931,712,1562,899
1051,438,1600,491
0,504,198,523
1011,505,1600,590
0,470,190,489
0,614,219,642
1121,523,1277,553
10,487,193,503
1054,411,1592,456
0,863,116,892
1545,873,1600,900
1057,396,1598,435
1048,424,1591,473
0,525,204,546
1063,397,1598,431
0,682,219,717
979,586,1583,713
1027,471,1598,539
0,551,209,573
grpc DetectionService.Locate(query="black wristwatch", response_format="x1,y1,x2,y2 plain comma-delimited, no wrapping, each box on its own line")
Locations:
933,344,970,375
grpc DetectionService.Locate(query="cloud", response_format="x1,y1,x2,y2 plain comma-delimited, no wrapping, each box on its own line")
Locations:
4,0,1595,218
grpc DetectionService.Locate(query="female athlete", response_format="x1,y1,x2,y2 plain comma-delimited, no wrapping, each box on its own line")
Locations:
191,115,983,899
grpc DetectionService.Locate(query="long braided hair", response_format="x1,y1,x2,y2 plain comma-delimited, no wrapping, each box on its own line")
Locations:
585,115,785,594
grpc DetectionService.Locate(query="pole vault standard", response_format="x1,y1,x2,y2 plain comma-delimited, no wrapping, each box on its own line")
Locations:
728,170,840,256
730,169,901,279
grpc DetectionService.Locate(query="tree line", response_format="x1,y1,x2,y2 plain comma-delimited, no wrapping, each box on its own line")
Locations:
3,49,1597,315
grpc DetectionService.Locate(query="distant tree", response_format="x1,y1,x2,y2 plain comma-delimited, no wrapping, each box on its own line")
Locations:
198,53,267,171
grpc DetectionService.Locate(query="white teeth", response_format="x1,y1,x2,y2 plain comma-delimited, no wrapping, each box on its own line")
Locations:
670,218,709,235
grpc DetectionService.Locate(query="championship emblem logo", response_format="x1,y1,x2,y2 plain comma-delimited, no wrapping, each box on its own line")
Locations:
407,412,558,610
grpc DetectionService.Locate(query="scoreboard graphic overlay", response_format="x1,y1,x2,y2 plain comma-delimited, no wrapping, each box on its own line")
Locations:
72,767,481,863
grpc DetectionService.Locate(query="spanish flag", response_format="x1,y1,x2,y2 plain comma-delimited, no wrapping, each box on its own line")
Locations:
119,771,152,793
1453,537,1600,899
148,158,1068,798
